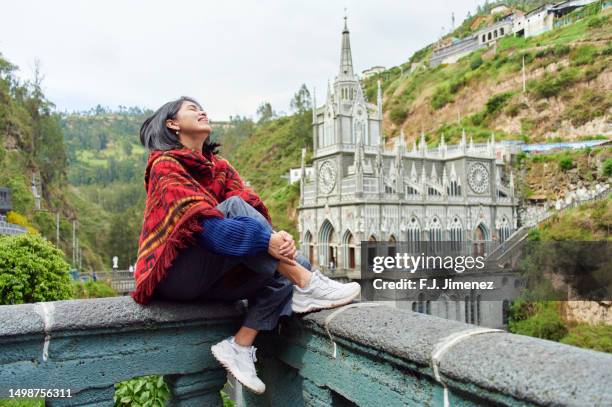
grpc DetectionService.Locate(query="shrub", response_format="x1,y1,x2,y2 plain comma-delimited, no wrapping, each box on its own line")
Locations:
72,280,117,299
558,156,573,171
587,15,608,28
554,44,570,57
389,105,408,125
469,54,483,70
603,158,612,177
6,211,38,234
530,68,578,99
561,324,612,353
563,90,609,126
0,234,72,304
570,45,597,66
430,85,453,110
508,301,568,341
114,375,170,407
505,102,527,118
485,92,514,116
470,111,486,126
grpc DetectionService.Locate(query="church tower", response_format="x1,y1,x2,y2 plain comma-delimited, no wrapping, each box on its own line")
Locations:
312,17,382,159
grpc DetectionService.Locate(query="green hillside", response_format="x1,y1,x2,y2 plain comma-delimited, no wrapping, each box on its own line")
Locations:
363,3,611,144
225,109,312,237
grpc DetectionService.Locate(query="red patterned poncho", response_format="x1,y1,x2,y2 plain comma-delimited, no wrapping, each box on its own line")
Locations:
130,147,271,305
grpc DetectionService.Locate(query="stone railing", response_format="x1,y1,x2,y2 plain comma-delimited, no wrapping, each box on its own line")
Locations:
0,296,242,406
1,297,611,406
243,306,612,406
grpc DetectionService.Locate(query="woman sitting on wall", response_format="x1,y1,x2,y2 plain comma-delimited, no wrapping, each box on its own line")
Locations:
131,96,361,394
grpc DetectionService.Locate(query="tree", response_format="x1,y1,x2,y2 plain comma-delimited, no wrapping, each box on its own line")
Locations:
256,102,275,124
121,139,133,156
0,234,72,304
290,84,312,113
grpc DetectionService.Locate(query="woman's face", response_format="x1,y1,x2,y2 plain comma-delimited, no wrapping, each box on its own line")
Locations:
169,100,211,136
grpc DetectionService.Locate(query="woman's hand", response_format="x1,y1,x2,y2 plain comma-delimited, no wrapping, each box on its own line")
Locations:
277,230,297,259
268,231,297,265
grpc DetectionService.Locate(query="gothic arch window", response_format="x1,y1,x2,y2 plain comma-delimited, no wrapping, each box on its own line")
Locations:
406,185,419,196
449,216,464,253
497,216,511,242
500,27,504,35
318,220,336,271
342,230,356,270
449,216,464,242
407,217,421,253
428,187,441,196
429,217,443,252
448,180,462,196
304,230,314,265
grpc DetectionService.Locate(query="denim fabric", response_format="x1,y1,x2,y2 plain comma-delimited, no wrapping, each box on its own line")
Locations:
154,196,311,331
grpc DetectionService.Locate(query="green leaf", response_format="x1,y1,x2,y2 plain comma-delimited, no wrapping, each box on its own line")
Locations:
140,391,150,403
120,396,132,404
134,380,144,393
156,375,164,388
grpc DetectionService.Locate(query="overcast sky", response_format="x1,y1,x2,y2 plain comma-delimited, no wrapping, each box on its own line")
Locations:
0,0,482,121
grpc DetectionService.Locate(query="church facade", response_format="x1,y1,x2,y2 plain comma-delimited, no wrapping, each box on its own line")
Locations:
297,18,519,284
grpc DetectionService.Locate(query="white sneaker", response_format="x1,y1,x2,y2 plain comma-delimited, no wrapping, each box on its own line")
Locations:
292,270,361,313
210,337,265,394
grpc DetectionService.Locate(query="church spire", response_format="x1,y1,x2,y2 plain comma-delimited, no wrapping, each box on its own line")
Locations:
339,15,354,78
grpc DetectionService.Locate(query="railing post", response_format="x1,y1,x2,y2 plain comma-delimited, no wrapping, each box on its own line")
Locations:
165,368,227,406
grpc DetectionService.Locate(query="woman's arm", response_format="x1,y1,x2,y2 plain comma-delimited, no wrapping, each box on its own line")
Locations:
198,216,271,257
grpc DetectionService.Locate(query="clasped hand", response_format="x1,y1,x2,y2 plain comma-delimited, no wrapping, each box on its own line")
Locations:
268,230,297,265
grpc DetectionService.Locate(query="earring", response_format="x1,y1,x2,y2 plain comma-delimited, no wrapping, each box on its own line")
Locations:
176,131,179,136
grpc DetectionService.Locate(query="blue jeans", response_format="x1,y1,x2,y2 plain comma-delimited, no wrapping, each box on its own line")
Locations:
153,196,311,331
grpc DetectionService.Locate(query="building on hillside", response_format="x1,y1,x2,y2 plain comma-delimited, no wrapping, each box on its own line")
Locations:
431,0,600,66
362,66,386,80
477,14,515,45
430,12,517,66
287,166,314,184
513,3,556,37
298,17,519,278
514,1,598,37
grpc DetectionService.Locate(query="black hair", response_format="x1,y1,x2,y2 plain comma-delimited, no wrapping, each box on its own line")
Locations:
139,96,220,155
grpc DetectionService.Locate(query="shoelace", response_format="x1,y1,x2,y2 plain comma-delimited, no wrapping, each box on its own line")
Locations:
249,346,258,363
313,269,332,284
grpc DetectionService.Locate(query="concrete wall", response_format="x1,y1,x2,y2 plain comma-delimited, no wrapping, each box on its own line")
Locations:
2,296,610,406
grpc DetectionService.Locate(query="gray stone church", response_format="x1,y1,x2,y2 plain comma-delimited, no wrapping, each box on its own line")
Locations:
297,18,518,287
